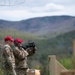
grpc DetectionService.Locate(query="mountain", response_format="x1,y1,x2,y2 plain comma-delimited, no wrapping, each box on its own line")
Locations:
0,15,75,75
0,15,75,35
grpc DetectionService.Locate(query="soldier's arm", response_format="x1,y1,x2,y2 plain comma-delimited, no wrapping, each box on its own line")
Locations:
13,47,29,59
23,50,29,56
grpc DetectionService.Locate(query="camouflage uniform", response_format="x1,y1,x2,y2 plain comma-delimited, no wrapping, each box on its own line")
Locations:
2,44,17,75
13,47,29,75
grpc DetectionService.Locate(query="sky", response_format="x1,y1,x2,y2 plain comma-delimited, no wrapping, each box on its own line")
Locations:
0,0,75,21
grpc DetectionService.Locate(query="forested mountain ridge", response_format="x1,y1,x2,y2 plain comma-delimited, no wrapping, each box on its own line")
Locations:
0,15,75,35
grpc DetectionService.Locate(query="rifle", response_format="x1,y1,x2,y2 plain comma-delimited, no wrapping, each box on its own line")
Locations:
22,41,36,56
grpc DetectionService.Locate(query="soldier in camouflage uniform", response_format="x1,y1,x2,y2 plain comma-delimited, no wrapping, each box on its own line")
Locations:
13,38,29,75
2,36,17,75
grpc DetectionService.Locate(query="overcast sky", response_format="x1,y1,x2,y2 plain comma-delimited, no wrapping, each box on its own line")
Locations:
0,0,75,21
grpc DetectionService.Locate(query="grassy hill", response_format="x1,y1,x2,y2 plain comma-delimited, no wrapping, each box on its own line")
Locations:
33,30,75,74
0,28,75,75
0,29,45,42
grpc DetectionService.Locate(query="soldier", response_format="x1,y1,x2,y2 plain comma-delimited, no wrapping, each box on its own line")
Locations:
2,36,17,75
13,38,29,75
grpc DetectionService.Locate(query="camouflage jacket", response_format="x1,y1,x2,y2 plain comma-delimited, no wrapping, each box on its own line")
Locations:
2,44,15,69
13,47,29,69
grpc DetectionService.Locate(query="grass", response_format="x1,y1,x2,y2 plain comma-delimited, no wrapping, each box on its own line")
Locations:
59,56,74,69
0,29,45,41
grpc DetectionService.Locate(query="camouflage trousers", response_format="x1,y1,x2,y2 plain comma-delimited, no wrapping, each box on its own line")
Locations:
2,68,17,75
16,68,28,75
2,62,17,75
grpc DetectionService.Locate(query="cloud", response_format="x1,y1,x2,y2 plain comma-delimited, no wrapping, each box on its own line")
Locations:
28,3,65,12
0,1,75,21
23,0,75,7
0,9,67,21
0,10,31,20
47,0,75,5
